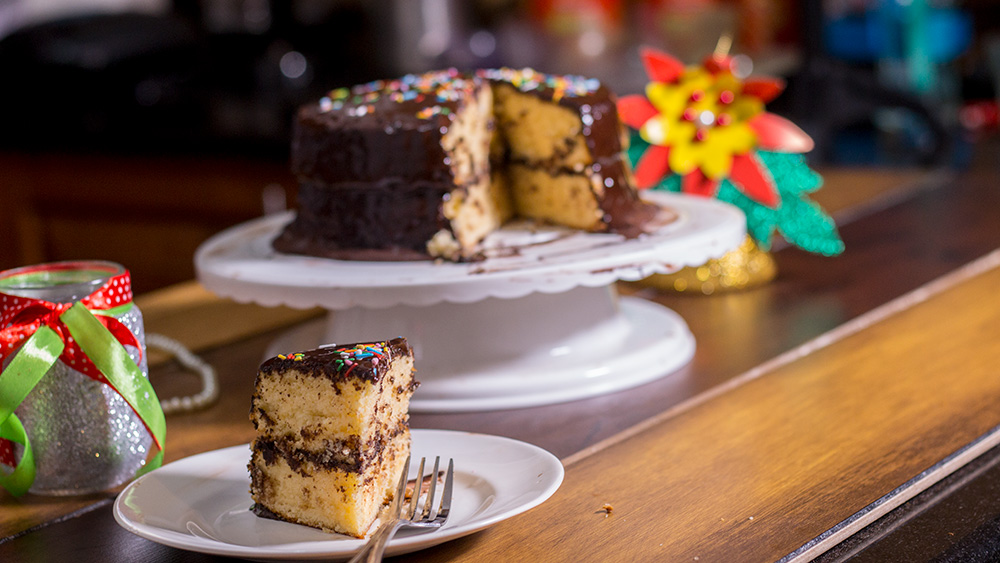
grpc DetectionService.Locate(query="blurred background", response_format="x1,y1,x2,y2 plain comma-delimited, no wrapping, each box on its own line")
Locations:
1,0,998,292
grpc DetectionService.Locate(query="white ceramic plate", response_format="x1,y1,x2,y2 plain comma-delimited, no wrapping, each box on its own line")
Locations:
113,429,564,560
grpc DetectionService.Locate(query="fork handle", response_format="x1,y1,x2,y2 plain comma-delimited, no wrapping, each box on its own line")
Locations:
349,520,401,563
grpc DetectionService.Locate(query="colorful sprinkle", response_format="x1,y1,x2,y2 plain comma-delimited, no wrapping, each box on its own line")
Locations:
416,105,452,119
318,68,600,121
477,67,602,99
319,69,477,120
332,342,387,370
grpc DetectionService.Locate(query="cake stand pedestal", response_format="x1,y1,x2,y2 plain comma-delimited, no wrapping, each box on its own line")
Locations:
195,192,745,412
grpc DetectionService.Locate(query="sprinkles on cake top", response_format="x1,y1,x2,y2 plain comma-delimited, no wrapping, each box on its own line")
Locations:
275,352,305,361
317,68,476,120
315,68,604,119
261,339,409,383
332,343,386,376
477,67,602,101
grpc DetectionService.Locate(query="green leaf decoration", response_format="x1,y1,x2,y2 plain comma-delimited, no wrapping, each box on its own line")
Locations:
627,132,844,256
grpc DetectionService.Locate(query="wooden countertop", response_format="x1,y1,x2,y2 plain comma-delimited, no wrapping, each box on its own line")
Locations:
406,250,1000,562
2,161,999,562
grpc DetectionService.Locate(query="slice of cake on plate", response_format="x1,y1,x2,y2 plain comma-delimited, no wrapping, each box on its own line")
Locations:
249,338,417,538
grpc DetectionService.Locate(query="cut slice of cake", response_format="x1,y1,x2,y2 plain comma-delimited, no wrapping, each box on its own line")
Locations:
481,67,660,238
249,338,417,538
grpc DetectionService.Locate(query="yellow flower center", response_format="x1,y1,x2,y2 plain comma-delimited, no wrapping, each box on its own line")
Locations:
639,68,763,180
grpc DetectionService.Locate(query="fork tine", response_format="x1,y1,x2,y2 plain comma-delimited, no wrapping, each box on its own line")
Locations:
394,455,411,508
438,458,454,520
422,457,441,520
408,457,425,519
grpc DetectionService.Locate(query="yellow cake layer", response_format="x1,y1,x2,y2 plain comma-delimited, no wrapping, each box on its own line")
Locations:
250,429,410,538
440,170,514,259
433,84,512,260
441,82,493,188
492,82,593,169
507,164,605,231
250,354,414,451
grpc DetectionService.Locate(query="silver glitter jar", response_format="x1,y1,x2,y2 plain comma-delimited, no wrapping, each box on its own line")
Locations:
0,261,152,495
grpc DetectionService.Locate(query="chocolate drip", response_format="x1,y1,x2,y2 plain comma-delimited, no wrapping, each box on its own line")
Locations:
251,503,283,522
591,160,660,238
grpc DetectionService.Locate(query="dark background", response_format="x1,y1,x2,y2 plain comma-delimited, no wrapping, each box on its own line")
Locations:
1,0,998,292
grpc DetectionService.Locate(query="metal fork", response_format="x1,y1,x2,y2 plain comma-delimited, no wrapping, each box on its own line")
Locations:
348,455,455,563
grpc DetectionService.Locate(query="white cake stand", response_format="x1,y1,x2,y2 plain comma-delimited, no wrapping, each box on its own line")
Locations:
194,192,745,412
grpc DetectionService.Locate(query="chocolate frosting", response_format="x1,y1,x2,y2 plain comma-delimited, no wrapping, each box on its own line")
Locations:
259,337,413,384
272,180,451,260
292,70,478,186
280,70,486,260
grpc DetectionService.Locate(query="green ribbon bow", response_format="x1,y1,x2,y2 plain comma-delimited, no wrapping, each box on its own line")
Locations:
0,303,165,496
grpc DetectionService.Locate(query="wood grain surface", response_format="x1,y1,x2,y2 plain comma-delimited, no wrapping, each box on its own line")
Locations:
2,162,999,562
396,251,1000,563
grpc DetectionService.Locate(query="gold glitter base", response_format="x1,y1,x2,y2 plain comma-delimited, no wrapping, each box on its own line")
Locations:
639,237,777,294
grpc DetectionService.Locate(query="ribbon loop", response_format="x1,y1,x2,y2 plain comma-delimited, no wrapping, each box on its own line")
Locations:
0,325,65,496
0,414,35,496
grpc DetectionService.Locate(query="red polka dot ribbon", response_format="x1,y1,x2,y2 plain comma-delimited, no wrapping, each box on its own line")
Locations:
0,435,13,469
0,269,141,380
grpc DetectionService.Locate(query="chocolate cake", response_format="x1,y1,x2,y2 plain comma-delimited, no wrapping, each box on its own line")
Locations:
273,67,660,262
249,338,417,538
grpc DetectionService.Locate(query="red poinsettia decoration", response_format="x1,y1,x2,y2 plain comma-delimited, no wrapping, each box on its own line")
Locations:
618,47,814,208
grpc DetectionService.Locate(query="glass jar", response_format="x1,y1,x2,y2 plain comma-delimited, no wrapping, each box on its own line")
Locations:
0,261,151,495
